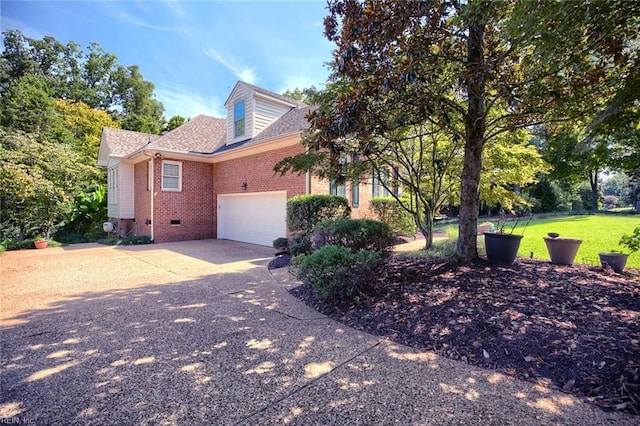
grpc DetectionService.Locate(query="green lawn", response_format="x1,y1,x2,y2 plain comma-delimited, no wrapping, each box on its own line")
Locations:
497,214,640,269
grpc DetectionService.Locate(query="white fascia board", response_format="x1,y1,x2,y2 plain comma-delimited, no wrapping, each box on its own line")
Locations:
209,133,301,163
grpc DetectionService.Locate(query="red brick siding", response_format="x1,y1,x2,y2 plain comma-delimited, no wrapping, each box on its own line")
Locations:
309,175,375,219
153,159,215,243
212,144,309,237
134,161,152,238
133,143,379,243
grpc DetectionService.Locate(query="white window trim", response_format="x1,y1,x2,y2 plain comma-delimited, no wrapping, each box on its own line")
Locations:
234,100,245,138
161,160,182,192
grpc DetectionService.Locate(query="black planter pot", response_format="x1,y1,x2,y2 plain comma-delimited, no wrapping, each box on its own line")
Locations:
544,237,582,265
484,232,524,264
598,252,629,273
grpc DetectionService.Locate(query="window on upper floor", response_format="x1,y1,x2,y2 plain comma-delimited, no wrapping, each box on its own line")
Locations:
162,160,182,192
234,100,245,138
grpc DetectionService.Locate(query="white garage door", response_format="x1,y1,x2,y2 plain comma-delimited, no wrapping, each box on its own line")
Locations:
217,191,287,246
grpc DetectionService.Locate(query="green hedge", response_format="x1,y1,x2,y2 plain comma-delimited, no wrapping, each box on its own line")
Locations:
287,194,351,236
370,197,417,236
312,218,395,255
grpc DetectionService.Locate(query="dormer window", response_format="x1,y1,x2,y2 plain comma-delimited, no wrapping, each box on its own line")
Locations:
234,100,245,138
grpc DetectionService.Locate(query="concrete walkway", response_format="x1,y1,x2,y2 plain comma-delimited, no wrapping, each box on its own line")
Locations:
0,240,634,425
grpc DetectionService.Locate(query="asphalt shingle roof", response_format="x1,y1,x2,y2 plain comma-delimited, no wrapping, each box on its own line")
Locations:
147,115,226,153
101,128,159,157
101,84,312,159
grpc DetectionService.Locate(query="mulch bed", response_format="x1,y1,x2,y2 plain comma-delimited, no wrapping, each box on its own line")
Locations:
284,255,640,415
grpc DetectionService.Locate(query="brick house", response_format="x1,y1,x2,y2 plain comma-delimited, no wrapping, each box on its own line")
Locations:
97,81,381,245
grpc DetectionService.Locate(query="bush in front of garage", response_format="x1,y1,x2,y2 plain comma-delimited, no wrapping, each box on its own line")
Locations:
286,194,351,237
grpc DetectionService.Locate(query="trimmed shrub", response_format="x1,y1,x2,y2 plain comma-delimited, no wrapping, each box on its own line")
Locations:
272,237,289,250
312,218,395,255
287,194,351,236
370,197,417,236
289,234,312,256
296,245,383,301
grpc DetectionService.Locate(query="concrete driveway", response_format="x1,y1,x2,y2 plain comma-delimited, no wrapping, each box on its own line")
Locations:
0,240,634,425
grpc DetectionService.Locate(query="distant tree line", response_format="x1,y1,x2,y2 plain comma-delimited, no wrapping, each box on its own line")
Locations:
0,30,181,244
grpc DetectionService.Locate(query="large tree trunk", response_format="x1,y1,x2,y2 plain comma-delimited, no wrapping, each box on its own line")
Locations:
456,6,487,262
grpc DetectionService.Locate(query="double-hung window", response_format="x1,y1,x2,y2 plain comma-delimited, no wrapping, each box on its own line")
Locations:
351,153,359,207
372,171,389,197
162,160,182,192
330,180,346,197
234,100,245,138
372,167,400,197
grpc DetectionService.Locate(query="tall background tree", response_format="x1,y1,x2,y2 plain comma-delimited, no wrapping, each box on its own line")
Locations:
0,30,166,242
0,30,164,133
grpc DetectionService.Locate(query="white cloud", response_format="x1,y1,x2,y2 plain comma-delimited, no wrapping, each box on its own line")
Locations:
163,0,188,20
203,49,257,84
156,83,225,119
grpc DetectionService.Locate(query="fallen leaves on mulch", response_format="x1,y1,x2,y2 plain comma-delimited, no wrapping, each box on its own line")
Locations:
288,256,640,415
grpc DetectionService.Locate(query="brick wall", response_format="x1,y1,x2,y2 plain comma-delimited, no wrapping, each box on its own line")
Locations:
132,143,380,243
212,144,309,236
310,175,375,219
153,158,215,243
134,161,152,239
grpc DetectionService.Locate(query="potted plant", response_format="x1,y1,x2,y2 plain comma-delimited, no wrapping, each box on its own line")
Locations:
484,210,532,264
33,235,48,249
543,232,582,265
599,225,640,273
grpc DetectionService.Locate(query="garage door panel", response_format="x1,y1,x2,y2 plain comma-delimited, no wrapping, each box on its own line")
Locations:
218,191,286,246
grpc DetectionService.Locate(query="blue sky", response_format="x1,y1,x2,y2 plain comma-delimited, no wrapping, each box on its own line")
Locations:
1,1,334,118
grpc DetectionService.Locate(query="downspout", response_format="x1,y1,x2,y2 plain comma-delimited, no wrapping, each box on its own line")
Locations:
142,150,155,242
150,156,155,242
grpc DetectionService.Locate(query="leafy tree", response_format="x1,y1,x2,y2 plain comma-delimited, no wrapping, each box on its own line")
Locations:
111,64,164,133
0,74,56,134
603,173,632,206
0,130,76,240
282,86,322,104
1,30,164,133
480,130,549,212
165,115,186,132
53,99,119,168
276,0,637,261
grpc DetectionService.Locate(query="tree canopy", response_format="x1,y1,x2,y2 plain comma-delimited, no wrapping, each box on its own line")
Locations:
0,30,163,241
276,0,639,261
1,29,164,133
